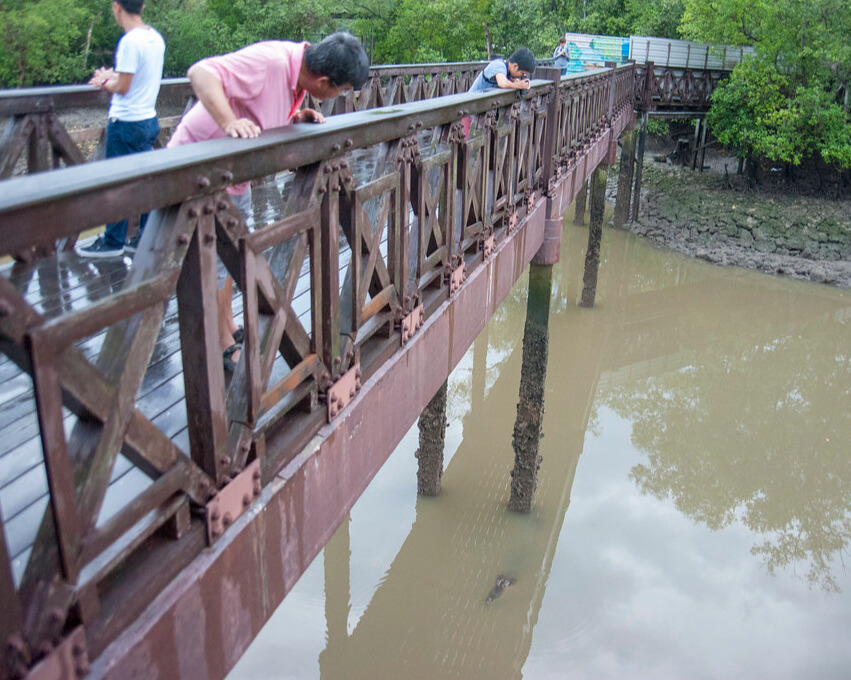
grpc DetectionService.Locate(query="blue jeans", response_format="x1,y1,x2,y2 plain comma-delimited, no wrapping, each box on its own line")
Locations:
102,117,160,248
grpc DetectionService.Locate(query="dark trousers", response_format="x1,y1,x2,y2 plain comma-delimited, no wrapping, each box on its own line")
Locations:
102,116,160,247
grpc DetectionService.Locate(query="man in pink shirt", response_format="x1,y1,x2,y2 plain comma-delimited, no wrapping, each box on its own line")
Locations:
167,33,369,371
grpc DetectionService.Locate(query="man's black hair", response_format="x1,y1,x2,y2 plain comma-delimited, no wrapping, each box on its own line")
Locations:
509,47,536,75
116,0,144,15
304,32,370,90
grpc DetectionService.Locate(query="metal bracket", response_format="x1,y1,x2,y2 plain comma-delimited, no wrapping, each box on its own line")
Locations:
25,626,87,680
448,261,467,295
507,210,519,235
526,190,538,212
327,362,361,421
481,233,495,259
206,459,261,544
400,304,424,345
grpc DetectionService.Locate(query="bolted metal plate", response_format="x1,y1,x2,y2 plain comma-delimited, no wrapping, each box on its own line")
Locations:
448,262,467,295
507,210,519,234
400,304,424,345
482,234,495,259
206,459,261,544
327,362,361,421
26,626,88,680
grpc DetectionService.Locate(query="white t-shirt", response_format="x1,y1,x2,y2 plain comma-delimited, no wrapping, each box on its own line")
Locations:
108,26,165,121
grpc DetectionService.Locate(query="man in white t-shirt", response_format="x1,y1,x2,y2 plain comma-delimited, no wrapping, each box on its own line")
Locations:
77,0,165,258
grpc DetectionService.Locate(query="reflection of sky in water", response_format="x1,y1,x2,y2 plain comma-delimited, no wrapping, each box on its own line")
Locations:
526,407,851,679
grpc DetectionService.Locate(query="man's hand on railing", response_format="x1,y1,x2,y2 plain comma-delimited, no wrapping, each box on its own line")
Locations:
222,118,262,139
293,108,326,124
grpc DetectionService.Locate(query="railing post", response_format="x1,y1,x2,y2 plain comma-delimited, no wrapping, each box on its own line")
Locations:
533,66,563,265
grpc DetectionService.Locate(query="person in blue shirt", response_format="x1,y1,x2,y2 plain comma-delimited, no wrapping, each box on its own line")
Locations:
553,37,570,76
468,47,536,93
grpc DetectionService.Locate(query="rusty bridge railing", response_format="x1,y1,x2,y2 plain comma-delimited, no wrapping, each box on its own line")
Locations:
0,62,487,184
0,63,635,680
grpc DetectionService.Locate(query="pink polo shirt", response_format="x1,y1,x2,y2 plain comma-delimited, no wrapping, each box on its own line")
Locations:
167,41,308,194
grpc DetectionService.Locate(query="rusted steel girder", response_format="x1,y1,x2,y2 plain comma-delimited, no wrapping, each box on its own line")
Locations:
87,190,548,680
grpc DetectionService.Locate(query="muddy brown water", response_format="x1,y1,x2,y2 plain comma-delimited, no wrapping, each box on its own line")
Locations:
227,216,851,679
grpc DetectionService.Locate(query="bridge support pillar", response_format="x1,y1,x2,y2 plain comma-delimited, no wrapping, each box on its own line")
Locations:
573,179,588,225
416,381,448,496
532,215,563,265
509,264,553,513
631,111,649,222
580,164,608,308
613,128,636,228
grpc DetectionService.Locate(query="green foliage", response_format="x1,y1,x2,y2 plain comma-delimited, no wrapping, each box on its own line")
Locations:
686,0,851,171
0,0,104,86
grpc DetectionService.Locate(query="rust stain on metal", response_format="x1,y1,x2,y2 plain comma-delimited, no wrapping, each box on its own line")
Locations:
206,460,262,544
326,362,361,421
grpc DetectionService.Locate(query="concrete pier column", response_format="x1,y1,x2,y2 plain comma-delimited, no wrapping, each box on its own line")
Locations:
416,381,448,496
630,111,649,222
532,214,563,265
698,119,708,172
509,264,553,513
573,179,588,225
580,164,608,308
613,128,636,228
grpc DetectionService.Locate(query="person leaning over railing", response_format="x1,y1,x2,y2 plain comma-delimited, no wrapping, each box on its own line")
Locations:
76,0,165,258
462,47,535,138
165,32,370,372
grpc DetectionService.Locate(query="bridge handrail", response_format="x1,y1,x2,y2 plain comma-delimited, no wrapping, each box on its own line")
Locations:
0,64,634,677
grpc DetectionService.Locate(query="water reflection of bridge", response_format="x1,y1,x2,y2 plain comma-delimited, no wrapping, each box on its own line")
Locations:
313,227,851,677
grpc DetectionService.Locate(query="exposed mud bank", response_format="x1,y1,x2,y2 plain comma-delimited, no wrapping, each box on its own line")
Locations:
610,158,851,288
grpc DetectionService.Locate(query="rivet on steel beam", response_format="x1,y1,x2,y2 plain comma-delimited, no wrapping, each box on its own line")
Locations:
188,207,199,218
76,661,91,677
223,513,233,527
177,234,190,245
227,216,238,228
323,166,332,174
222,475,233,485
203,203,215,215
252,469,261,480
221,456,231,467
48,607,64,625
242,494,251,507
210,509,220,521
355,368,362,379
39,642,53,657
217,200,229,211
333,357,341,366
344,139,353,148
204,234,215,244
197,175,211,189
212,528,221,538
355,379,361,390
221,170,234,182
332,143,341,152
253,483,262,496
346,350,353,360
318,186,326,194
331,183,340,191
